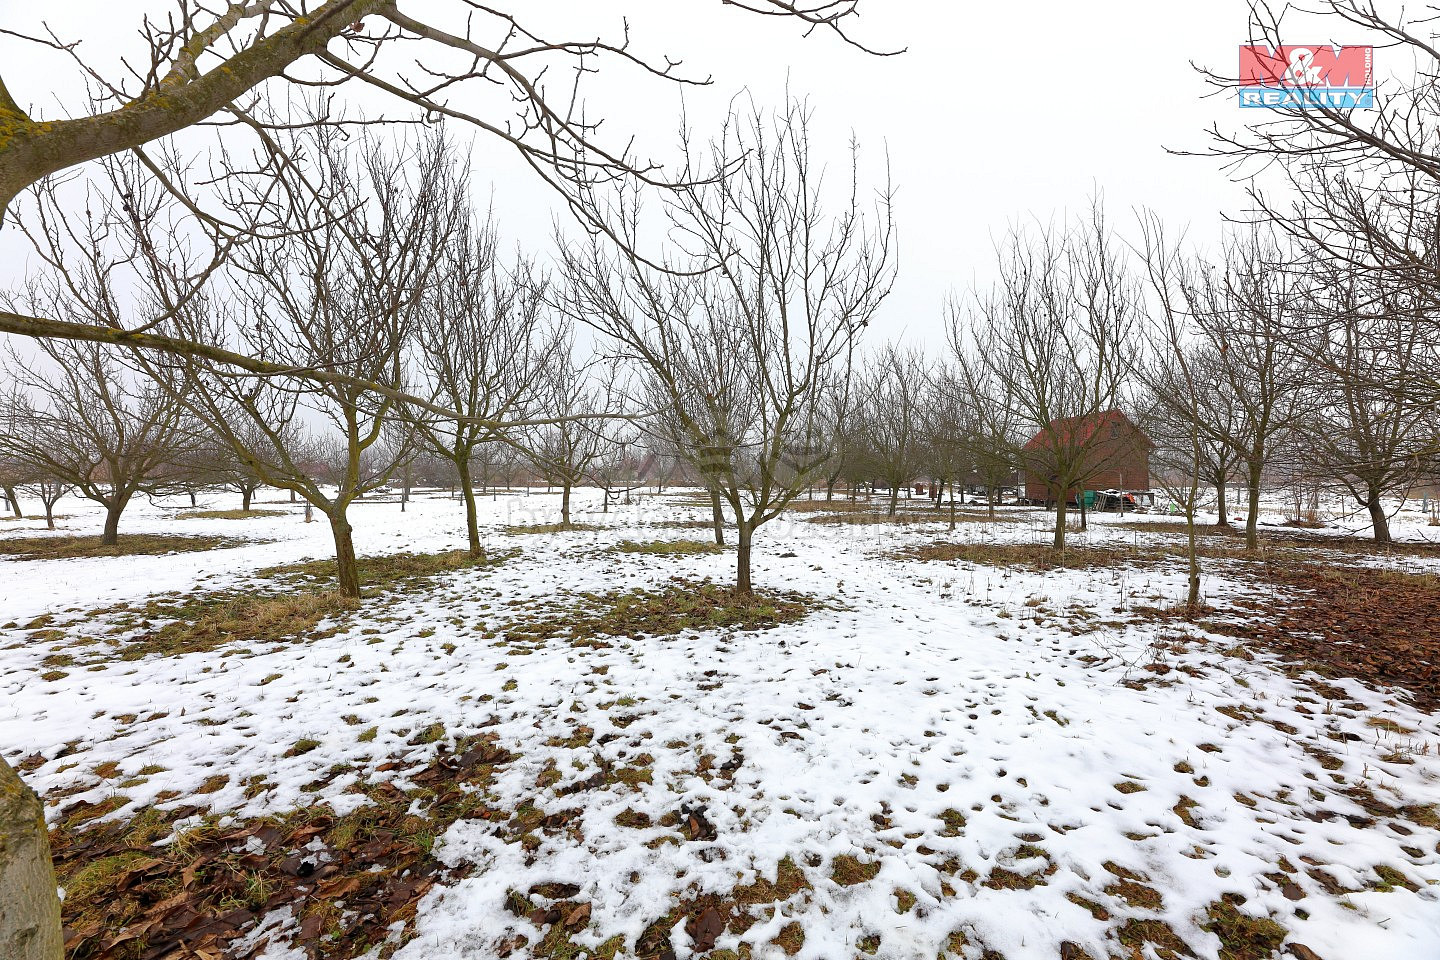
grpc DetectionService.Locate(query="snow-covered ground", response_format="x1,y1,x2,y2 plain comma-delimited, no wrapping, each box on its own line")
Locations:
1,489,1437,960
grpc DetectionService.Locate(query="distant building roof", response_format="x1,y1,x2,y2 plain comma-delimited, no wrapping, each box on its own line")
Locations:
1022,409,1151,452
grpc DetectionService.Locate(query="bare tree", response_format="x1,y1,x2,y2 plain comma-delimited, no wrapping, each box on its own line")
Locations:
1139,218,1215,612
0,339,187,544
1188,231,1309,551
961,202,1141,550
854,344,930,517
31,478,70,530
1299,265,1431,543
407,203,561,557
525,345,614,528
148,128,458,596
1202,4,1440,422
0,453,30,517
561,97,894,593
944,321,1024,519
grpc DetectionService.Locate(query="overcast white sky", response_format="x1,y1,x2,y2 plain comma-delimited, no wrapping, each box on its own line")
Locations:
0,0,1363,347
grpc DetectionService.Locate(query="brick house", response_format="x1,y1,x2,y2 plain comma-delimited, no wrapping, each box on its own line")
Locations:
1022,409,1152,505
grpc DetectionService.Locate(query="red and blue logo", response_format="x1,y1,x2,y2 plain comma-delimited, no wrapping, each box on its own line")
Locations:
1238,45,1374,109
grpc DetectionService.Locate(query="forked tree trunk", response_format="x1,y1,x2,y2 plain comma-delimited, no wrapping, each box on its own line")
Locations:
735,520,754,595
887,486,899,518
327,511,361,598
709,487,725,546
0,757,63,960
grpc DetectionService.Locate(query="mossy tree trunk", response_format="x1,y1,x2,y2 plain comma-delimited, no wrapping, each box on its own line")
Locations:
0,756,62,960
735,519,754,595
456,460,484,560
327,510,361,598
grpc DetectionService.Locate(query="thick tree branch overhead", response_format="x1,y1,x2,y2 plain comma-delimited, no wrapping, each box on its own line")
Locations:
0,0,885,219
0,0,888,391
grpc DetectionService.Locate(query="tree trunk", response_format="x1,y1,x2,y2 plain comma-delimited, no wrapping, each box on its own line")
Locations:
188,489,197,508
0,757,63,960
948,480,957,532
1215,481,1230,528
1367,493,1393,545
100,493,130,546
456,461,484,560
1053,497,1068,552
290,488,297,503
2,485,20,518
561,483,572,526
986,486,996,520
242,487,253,512
887,486,898,518
328,511,361,598
1185,509,1201,613
1245,465,1263,552
1079,492,1088,532
709,487,725,546
735,520,754,595
43,503,55,531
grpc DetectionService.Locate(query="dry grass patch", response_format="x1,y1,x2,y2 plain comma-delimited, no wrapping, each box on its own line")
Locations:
76,589,357,663
611,539,724,557
0,533,243,560
261,548,510,593
503,521,603,535
175,508,288,520
504,578,816,646
895,541,1144,570
807,509,956,526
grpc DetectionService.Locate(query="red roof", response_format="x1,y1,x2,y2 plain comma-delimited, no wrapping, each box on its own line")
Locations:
1022,409,1149,452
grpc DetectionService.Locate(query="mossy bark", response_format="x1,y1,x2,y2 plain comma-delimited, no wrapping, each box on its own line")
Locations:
0,756,62,960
